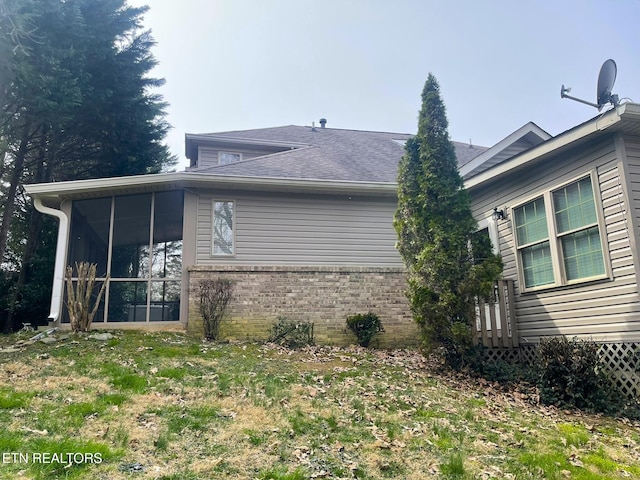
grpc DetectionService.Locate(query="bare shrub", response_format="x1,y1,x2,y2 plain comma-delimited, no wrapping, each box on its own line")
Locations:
198,278,235,340
65,262,107,332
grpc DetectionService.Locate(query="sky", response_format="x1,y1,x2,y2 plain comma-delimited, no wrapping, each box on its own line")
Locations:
127,0,640,170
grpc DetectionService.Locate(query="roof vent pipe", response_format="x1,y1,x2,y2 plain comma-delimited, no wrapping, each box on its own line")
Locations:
319,118,327,128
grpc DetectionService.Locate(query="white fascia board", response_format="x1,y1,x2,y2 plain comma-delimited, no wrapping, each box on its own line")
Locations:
459,122,552,177
464,104,636,190
24,172,399,201
188,174,398,195
24,172,184,200
185,133,309,157
185,133,309,148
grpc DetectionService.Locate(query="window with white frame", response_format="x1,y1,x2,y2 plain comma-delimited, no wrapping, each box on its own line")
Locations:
476,216,500,256
218,152,242,165
513,173,606,290
212,201,234,255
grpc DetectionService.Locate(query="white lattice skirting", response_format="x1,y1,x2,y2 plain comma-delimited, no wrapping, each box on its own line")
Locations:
484,343,640,400
597,343,640,400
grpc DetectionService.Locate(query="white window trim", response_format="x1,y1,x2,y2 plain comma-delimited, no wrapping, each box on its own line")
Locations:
513,170,610,293
477,216,500,256
211,199,236,257
218,151,243,166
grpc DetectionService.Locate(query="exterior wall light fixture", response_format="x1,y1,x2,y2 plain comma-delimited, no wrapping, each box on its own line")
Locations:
493,207,506,221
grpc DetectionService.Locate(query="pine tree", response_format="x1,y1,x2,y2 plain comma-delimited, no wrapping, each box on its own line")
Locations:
0,0,175,331
394,74,502,367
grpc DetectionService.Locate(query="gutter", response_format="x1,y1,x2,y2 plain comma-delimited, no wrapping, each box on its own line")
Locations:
33,197,68,325
24,172,400,200
464,103,640,190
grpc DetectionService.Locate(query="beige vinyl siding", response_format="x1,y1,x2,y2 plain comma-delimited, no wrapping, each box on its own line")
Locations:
197,147,274,169
625,136,640,235
196,190,403,267
470,136,640,342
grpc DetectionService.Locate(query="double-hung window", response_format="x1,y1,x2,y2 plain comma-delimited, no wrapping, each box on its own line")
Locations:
514,197,554,288
553,176,605,281
514,173,607,291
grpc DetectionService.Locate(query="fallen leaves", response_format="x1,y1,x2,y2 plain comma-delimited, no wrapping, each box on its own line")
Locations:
568,454,584,467
1,333,639,479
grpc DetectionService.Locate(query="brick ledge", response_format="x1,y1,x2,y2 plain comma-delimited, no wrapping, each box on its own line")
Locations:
188,265,406,274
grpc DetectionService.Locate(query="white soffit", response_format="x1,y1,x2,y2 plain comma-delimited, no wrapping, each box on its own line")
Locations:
464,103,640,189
459,122,551,178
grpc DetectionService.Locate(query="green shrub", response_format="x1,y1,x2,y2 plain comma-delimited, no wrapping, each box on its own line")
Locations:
477,358,527,384
536,336,618,413
346,312,383,347
268,317,314,348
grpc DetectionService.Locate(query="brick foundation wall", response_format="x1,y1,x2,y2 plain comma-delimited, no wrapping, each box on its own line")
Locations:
187,265,419,348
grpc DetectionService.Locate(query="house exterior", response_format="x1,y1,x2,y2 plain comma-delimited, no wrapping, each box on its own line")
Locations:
24,123,484,346
463,103,640,348
24,104,640,363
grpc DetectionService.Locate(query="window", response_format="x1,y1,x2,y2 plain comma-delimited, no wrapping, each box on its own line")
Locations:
514,197,554,288
553,176,604,281
476,216,500,256
513,174,606,290
219,152,242,165
213,201,234,255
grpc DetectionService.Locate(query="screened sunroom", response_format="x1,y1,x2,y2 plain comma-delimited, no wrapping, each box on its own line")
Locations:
65,190,184,323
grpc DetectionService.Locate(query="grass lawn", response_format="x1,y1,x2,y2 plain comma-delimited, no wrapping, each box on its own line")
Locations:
0,330,639,479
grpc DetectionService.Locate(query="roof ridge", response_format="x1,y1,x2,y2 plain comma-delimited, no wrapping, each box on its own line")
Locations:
195,125,299,136
307,126,413,135
196,125,414,137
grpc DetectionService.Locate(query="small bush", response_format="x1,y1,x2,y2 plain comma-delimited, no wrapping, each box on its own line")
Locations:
198,278,235,341
268,317,314,348
478,358,530,385
346,312,383,347
536,336,618,413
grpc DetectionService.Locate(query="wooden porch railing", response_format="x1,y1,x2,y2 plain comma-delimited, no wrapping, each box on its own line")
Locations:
473,279,518,349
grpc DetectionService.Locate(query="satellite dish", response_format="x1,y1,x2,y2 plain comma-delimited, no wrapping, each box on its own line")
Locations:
596,59,617,110
561,59,620,110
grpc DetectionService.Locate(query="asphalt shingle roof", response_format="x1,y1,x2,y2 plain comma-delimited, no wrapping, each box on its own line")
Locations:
192,126,487,182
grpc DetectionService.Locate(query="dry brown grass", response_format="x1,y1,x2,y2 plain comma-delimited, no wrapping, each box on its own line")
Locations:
0,331,639,479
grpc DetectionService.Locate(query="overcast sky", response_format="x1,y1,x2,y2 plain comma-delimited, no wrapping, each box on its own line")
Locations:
127,0,640,170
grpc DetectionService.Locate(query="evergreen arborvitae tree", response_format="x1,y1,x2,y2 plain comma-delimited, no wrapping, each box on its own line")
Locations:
394,74,502,368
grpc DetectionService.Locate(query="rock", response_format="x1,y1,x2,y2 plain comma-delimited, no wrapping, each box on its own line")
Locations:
29,328,57,341
39,336,58,344
118,462,145,473
88,333,115,341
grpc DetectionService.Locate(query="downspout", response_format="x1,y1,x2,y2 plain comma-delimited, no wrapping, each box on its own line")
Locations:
33,197,69,325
